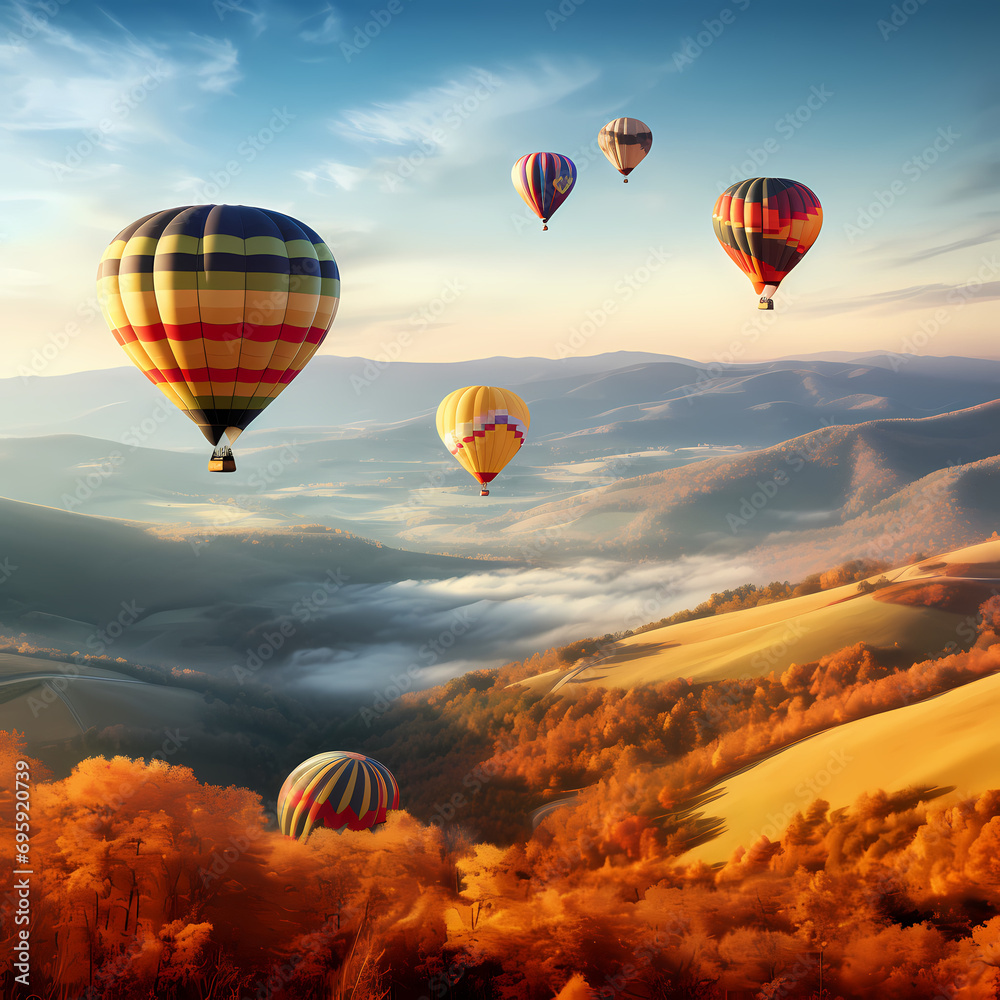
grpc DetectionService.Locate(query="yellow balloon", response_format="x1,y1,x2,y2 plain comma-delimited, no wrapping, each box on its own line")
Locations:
436,386,530,495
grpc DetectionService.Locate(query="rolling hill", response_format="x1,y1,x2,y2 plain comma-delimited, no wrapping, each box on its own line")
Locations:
426,400,1000,569
682,667,1000,865
520,538,1000,695
510,537,1000,869
0,496,484,669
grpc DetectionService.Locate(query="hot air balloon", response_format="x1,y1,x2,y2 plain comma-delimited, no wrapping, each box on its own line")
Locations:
437,386,530,496
511,153,577,230
97,204,340,471
598,117,652,183
712,177,822,310
277,751,400,838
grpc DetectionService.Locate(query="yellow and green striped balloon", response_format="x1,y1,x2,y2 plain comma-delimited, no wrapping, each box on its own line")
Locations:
97,204,340,470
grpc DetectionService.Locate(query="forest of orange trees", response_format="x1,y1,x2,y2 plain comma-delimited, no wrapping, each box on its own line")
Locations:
4,565,1000,998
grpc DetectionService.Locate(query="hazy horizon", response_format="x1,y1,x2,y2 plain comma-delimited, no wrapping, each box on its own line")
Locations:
2,0,998,380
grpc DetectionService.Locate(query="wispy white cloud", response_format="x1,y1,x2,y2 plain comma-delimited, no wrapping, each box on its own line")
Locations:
299,3,342,44
334,60,596,148
188,33,241,93
0,266,47,296
295,160,368,192
213,0,268,37
315,58,600,197
893,225,1000,265
807,275,1000,316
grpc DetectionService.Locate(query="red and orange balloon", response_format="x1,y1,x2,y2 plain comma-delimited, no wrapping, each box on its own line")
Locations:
713,177,822,309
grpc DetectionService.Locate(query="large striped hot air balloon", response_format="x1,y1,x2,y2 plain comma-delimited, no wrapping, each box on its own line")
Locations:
712,177,822,310
598,117,652,183
511,152,577,231
277,751,400,838
97,204,340,471
436,386,530,496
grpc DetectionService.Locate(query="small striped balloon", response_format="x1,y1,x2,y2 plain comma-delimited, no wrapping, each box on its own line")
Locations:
598,117,652,182
277,751,400,838
511,152,577,230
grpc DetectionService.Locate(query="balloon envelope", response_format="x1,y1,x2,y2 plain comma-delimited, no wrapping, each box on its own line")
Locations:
277,751,400,838
437,386,530,487
97,204,340,453
712,177,822,296
598,118,652,180
511,153,577,228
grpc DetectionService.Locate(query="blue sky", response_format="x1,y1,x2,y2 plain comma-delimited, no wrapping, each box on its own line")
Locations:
1,0,998,379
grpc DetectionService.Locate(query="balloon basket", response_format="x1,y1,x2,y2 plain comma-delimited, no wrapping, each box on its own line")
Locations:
480,489,490,497
758,297,774,311
209,446,236,473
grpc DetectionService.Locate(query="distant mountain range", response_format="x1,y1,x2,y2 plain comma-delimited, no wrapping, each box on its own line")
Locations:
417,399,1000,573
1,352,998,579
4,351,1000,451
